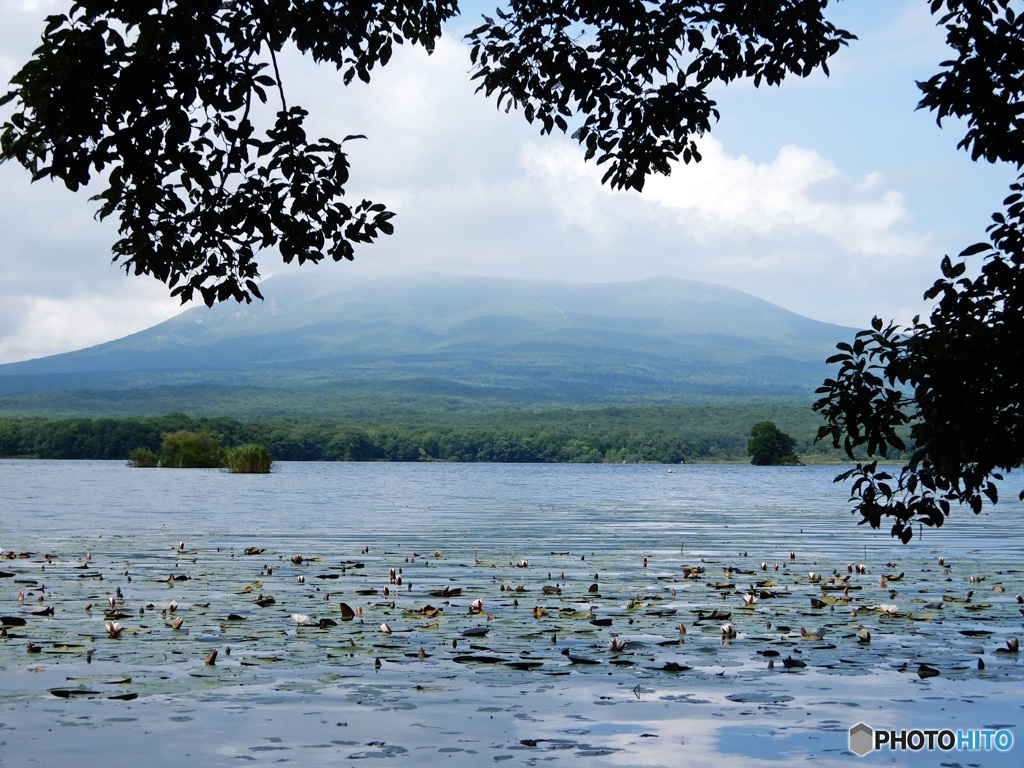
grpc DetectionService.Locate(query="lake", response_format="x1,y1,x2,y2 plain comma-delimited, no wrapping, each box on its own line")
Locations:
1,461,1021,766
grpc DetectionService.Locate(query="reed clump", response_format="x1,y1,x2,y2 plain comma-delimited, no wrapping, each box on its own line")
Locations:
224,443,274,474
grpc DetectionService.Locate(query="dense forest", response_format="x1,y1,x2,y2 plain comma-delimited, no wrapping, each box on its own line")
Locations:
0,404,862,464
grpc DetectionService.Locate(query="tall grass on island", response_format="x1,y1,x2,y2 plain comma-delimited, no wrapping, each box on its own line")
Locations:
224,443,274,474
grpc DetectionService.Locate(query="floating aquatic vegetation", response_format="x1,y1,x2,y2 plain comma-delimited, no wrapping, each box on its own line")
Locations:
3,462,1024,767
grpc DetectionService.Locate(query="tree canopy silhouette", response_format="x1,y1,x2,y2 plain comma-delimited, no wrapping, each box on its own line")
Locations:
2,1,1022,539
0,1,851,305
812,0,1024,542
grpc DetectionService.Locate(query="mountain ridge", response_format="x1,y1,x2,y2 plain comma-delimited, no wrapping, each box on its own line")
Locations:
0,273,852,412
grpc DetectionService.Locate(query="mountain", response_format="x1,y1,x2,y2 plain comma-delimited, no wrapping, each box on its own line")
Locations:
0,273,853,414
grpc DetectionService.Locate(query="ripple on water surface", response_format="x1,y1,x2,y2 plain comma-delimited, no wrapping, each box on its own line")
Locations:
1,461,1022,767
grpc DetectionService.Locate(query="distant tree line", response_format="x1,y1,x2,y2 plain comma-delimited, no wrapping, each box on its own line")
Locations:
0,411,863,464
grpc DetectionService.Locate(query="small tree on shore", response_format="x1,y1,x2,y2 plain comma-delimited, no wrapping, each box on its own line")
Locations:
747,421,800,466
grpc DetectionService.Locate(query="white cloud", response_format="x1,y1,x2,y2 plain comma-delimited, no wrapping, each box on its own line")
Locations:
0,285,181,364
0,158,184,364
515,135,938,327
645,140,922,259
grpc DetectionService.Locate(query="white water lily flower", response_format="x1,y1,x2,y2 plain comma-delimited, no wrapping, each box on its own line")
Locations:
168,600,178,613
721,623,736,638
741,593,758,606
608,637,627,652
380,622,392,634
106,621,124,638
291,613,310,625
879,604,900,616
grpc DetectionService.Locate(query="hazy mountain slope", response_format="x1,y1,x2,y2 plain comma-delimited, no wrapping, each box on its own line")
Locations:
0,273,852,407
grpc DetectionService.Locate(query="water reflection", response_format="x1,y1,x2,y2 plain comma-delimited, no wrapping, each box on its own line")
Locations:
0,461,1021,767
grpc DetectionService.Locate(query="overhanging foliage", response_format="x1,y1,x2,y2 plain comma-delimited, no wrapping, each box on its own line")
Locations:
813,0,1024,541
1,1,850,302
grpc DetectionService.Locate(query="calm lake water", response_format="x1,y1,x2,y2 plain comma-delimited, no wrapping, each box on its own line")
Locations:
1,461,1021,767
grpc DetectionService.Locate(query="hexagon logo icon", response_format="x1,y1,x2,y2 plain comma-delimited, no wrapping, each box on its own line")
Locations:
849,722,874,756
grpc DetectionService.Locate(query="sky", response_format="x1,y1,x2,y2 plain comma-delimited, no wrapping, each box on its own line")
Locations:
0,0,1016,364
